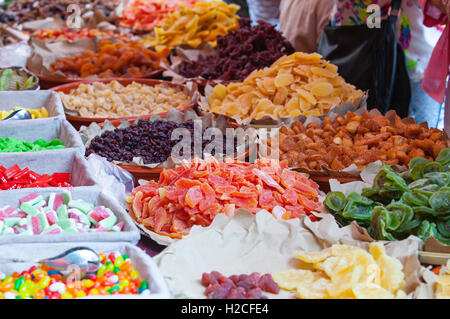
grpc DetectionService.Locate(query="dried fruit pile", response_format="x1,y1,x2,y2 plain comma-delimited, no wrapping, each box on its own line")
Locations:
179,18,294,81
127,158,322,238
119,0,200,31
207,52,364,122
0,0,118,24
50,40,167,79
201,271,280,299
325,148,450,245
275,111,450,171
86,119,236,164
59,80,192,118
0,164,72,190
141,0,239,50
30,28,128,42
273,243,407,299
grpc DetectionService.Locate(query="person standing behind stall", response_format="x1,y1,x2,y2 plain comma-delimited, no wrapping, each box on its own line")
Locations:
279,0,335,53
330,0,443,128
247,0,281,25
418,0,449,134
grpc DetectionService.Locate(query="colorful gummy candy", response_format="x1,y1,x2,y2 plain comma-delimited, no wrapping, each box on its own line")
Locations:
0,191,124,236
0,164,72,190
0,251,150,299
0,137,65,153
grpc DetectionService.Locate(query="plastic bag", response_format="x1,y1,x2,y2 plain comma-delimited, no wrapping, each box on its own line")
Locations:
86,153,135,207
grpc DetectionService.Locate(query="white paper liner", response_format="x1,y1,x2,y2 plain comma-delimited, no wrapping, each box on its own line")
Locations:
155,210,424,299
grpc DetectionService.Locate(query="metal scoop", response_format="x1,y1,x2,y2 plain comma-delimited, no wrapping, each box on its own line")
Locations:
0,247,101,274
2,109,32,121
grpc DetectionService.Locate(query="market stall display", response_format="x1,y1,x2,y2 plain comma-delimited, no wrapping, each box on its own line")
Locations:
85,119,231,164
141,0,240,50
127,157,322,239
0,242,170,299
0,68,37,91
201,271,280,299
325,148,450,244
177,18,295,82
50,40,167,79
0,0,448,301
119,0,200,31
0,107,47,120
0,0,119,25
155,210,424,298
205,52,364,123
0,151,97,192
273,242,407,299
30,28,129,42
0,164,72,190
0,137,65,152
274,110,450,171
0,250,148,299
0,91,65,122
57,79,194,118
0,191,125,235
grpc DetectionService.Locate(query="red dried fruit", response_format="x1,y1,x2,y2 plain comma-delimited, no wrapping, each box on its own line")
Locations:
226,287,247,299
246,288,263,299
201,271,279,299
258,274,280,294
207,285,232,299
201,273,218,287
179,18,294,81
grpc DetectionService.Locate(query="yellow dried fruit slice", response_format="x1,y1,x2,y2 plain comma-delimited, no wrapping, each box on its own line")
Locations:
295,248,332,264
212,84,227,100
272,269,321,291
296,277,331,299
274,73,294,87
311,82,334,97
352,283,395,299
297,88,317,105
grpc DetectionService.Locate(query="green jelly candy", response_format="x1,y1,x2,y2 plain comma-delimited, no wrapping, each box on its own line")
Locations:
57,205,69,219
57,218,74,230
20,202,38,216
99,215,117,230
4,217,21,227
68,200,94,213
14,276,25,291
140,280,149,290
